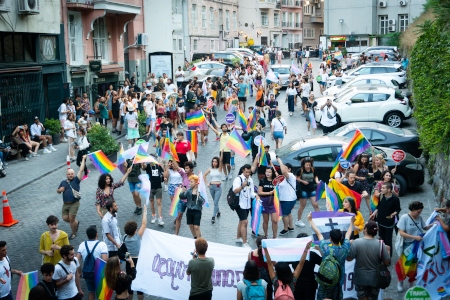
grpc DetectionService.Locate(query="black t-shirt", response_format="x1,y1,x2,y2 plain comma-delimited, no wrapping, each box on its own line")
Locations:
296,169,317,193
343,180,363,194
290,251,322,296
259,178,274,193
160,122,173,133
293,79,300,88
39,280,57,300
332,58,339,69
73,100,82,116
144,164,164,190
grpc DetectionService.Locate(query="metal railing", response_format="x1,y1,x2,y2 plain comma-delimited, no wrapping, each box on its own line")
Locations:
66,0,93,4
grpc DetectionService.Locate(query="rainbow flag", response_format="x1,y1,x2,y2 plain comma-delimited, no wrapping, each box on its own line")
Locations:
273,185,282,219
186,110,206,128
330,129,371,177
88,150,117,174
95,258,113,300
370,188,379,212
247,107,257,131
225,128,251,158
185,130,198,153
168,134,180,162
325,184,340,211
117,143,127,174
395,240,420,282
169,187,182,216
160,137,172,160
15,271,38,300
137,174,151,206
334,51,343,60
237,108,248,130
316,180,326,200
259,138,268,166
133,145,159,165
251,199,263,235
329,179,362,210
197,172,210,208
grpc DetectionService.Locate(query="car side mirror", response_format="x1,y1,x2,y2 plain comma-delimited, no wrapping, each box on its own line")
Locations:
346,100,351,105
353,72,360,76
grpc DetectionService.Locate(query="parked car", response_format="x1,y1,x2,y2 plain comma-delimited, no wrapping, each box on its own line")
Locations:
226,48,263,60
179,69,223,89
324,74,400,96
270,64,291,87
191,52,211,61
249,45,264,55
351,46,399,57
342,63,406,87
270,136,424,195
327,122,422,158
314,86,412,128
189,61,226,76
212,51,244,66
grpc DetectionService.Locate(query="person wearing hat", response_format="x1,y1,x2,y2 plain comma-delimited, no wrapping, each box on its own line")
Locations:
124,104,139,149
30,116,57,154
334,158,351,183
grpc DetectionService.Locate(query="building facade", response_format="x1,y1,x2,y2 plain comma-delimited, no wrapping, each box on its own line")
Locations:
0,0,65,137
302,0,324,48
62,0,145,103
324,0,425,52
281,0,302,49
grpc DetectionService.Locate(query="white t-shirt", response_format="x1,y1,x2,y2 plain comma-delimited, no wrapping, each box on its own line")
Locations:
236,280,268,299
165,84,177,93
286,88,297,96
143,100,153,117
272,118,286,132
64,120,76,138
278,173,297,201
321,72,329,82
102,212,121,251
301,83,311,98
168,169,183,185
53,258,80,299
120,102,126,117
30,123,43,136
232,174,256,209
175,70,185,82
144,88,152,95
321,105,337,127
58,103,68,120
0,257,11,297
77,240,108,262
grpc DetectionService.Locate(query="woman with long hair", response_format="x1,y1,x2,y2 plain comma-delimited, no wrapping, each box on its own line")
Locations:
255,85,266,118
338,196,365,239
64,113,77,160
271,110,287,149
295,158,320,228
203,157,222,224
124,104,139,149
371,149,393,183
105,256,136,300
95,171,131,218
248,237,272,300
305,94,317,136
75,127,90,180
258,167,279,239
374,170,399,198
236,260,267,300
353,153,372,212
286,82,297,116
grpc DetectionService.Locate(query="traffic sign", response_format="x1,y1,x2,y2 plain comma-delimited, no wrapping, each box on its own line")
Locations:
392,149,406,163
225,113,235,124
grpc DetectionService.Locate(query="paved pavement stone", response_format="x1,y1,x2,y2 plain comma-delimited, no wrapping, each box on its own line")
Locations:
0,58,433,300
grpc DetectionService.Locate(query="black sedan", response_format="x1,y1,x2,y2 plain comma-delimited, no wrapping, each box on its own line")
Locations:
270,136,424,196
327,122,422,158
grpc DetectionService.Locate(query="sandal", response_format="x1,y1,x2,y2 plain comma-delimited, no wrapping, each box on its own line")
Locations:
76,220,80,233
69,234,77,240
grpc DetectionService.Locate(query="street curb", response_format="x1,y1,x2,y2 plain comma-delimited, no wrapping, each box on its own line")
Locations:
7,133,126,195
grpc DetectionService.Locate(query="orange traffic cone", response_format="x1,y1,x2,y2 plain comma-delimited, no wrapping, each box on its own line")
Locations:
0,190,18,227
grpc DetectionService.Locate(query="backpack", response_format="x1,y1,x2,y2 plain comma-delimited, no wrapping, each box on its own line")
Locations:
258,267,270,284
243,279,265,300
82,241,99,279
38,281,58,300
315,248,341,287
227,177,242,211
273,279,294,300
117,235,128,261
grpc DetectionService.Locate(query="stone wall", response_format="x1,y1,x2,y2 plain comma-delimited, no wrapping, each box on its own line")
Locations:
429,153,450,206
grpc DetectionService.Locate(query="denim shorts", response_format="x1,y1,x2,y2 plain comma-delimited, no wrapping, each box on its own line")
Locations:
146,117,151,126
177,200,187,213
273,131,284,140
301,190,316,199
280,200,296,217
128,182,140,192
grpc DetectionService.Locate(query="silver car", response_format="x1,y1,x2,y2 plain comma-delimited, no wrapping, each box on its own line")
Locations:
270,64,291,87
189,61,226,76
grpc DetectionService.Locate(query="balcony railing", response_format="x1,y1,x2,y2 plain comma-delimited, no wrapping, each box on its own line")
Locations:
295,22,301,28
282,21,288,27
281,0,295,6
67,0,93,3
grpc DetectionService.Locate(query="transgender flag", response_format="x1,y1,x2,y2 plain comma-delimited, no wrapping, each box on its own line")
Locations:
262,237,312,262
311,211,354,242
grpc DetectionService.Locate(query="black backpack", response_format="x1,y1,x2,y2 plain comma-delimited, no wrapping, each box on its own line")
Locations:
38,281,58,300
82,241,99,279
227,177,242,211
117,235,128,261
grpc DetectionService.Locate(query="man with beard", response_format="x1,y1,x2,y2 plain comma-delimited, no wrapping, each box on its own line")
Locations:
53,245,83,300
0,241,23,300
102,201,122,257
319,98,338,135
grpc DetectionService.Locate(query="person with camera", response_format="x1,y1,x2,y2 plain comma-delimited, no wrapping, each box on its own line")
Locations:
186,238,215,300
320,98,338,135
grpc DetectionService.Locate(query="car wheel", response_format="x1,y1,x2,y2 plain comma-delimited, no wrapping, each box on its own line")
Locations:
384,112,402,128
393,174,407,196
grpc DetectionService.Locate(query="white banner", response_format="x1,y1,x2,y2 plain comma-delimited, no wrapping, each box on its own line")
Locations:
132,229,249,299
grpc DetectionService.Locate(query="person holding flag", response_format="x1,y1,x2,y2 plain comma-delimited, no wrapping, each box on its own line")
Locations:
258,166,279,239
203,157,222,224
179,175,205,239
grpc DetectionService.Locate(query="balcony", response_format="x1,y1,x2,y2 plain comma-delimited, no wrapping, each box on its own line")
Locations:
281,0,295,7
259,0,275,9
310,12,323,23
295,22,302,28
282,21,288,28
67,0,141,14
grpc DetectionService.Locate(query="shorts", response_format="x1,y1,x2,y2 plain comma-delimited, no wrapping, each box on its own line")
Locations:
112,110,120,119
62,201,80,217
146,117,151,126
222,151,231,165
177,106,185,114
186,208,202,226
169,110,177,120
32,135,41,142
301,97,308,105
273,131,284,140
59,119,66,127
238,97,247,102
177,200,187,213
168,184,180,197
150,188,162,199
261,196,276,214
120,116,125,125
300,190,316,199
235,206,250,221
280,200,296,217
128,182,140,192
85,278,95,292
355,285,380,299
320,82,327,87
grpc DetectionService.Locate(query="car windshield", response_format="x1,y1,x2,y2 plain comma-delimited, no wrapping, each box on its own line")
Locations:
327,125,349,136
377,124,404,136
334,89,355,103
275,140,303,158
272,68,290,74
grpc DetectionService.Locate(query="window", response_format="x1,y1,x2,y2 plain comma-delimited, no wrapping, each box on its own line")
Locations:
173,39,177,51
0,33,35,62
350,93,370,103
304,28,315,38
191,4,197,28
233,11,237,30
379,15,388,34
386,67,398,73
202,6,206,28
344,129,371,139
356,67,371,75
219,9,223,27
210,7,214,29
371,131,386,142
289,12,293,27
351,79,369,86
372,93,390,102
225,10,230,31
295,13,301,27
178,39,183,51
274,13,280,27
304,5,311,15
361,40,368,46
261,12,269,26
68,12,83,65
372,67,387,74
320,28,324,35
282,12,287,27
210,40,215,52
93,17,108,62
193,39,198,50
399,14,409,31
308,147,334,162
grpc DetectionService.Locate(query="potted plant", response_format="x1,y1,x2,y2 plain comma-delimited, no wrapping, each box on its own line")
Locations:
87,124,120,162
43,118,61,145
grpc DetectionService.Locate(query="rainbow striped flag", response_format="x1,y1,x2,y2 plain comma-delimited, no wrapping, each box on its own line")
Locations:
395,240,420,282
251,199,263,236
186,110,206,128
15,271,38,300
88,150,117,174
185,130,198,153
95,258,113,300
160,137,172,160
133,145,159,165
325,184,340,211
334,51,343,60
370,188,379,212
330,129,371,177
273,185,282,219
169,187,182,216
247,107,257,131
329,179,362,210
117,143,127,174
197,171,210,208
137,174,151,206
225,128,251,158
237,108,248,130
316,180,326,200
168,134,180,162
259,138,268,166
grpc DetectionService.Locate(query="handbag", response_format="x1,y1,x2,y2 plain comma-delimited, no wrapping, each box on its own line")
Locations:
117,235,128,261
375,240,391,289
67,180,81,200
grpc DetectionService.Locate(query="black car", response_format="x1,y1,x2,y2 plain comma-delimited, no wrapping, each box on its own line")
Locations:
327,122,422,158
271,136,424,196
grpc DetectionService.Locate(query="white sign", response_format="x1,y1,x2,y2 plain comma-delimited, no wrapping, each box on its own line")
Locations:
150,55,173,79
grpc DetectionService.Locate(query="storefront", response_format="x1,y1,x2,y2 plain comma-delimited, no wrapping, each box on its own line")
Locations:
92,73,119,99
329,35,371,53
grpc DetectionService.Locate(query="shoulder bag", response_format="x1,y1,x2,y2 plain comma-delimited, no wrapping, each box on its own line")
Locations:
67,180,81,200
375,240,391,289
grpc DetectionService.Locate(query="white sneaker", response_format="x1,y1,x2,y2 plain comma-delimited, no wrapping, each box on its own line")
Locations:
295,220,306,227
242,243,251,249
158,217,165,226
62,138,68,143
43,148,51,154
32,152,40,157
235,238,243,243
397,280,403,292
50,146,57,151
228,173,233,180
151,215,157,224
308,132,311,136
222,175,227,181
163,184,168,192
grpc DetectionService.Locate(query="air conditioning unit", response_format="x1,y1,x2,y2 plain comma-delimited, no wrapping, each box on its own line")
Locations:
399,0,407,6
379,1,387,7
388,26,396,31
0,0,11,12
388,19,396,25
136,33,149,46
18,0,40,14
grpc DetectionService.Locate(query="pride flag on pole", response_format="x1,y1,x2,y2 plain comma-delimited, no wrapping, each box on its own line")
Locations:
15,271,39,300
273,185,282,219
334,51,343,60
117,143,127,174
186,110,206,128
95,258,113,300
185,130,198,153
133,145,159,165
251,199,263,236
329,179,362,210
169,187,183,216
88,150,117,174
237,108,248,131
197,171,210,208
247,107,257,131
137,174,151,206
325,184,340,211
225,128,251,158
259,138,268,166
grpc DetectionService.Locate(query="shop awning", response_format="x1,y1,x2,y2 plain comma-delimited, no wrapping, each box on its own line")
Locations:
330,36,346,41
100,64,123,74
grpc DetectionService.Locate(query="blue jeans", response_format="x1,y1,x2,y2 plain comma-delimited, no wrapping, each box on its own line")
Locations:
288,95,295,112
319,50,323,60
0,152,4,164
0,292,13,300
209,184,222,216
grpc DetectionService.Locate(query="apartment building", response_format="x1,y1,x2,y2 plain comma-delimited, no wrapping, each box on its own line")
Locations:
281,0,302,49
302,0,324,48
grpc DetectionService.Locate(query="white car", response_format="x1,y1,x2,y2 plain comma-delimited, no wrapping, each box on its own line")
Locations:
189,61,226,76
341,63,406,88
314,86,412,128
324,74,400,96
270,64,291,87
226,48,263,60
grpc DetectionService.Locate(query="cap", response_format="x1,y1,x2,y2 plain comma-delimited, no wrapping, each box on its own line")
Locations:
339,158,350,169
146,83,152,87
34,116,39,120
